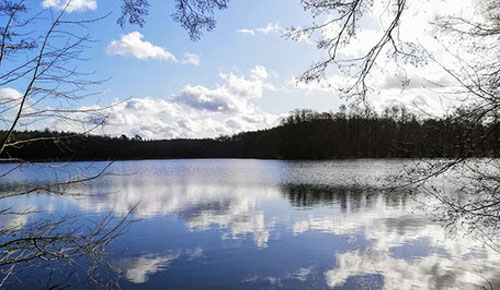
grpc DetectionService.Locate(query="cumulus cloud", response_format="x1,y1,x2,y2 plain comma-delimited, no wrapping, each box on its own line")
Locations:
41,0,97,12
250,65,269,80
0,88,22,103
0,88,24,124
107,32,177,62
238,22,282,36
40,66,279,139
173,65,274,114
182,53,201,66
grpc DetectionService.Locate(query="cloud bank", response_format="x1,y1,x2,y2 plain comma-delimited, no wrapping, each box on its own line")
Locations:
39,66,279,139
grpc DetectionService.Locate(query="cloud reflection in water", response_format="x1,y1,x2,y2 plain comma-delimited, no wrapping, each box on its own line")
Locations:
114,254,179,284
4,160,500,289
76,175,500,288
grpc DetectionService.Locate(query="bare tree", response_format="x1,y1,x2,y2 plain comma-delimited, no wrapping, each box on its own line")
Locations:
0,211,132,289
287,0,417,99
289,0,500,248
118,0,229,40
0,1,129,288
0,0,233,287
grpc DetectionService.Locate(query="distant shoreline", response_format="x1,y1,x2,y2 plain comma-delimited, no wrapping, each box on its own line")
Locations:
0,156,486,164
2,108,498,162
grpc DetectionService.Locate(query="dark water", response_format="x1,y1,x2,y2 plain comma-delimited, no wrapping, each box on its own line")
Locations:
1,159,500,289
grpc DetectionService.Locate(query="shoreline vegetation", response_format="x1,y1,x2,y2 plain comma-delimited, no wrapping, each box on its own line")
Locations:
3,106,499,162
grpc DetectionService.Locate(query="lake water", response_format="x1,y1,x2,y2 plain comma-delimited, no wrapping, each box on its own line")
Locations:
1,159,500,289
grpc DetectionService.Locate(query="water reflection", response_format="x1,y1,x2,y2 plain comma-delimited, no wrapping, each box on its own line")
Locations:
74,180,280,249
1,159,499,289
114,254,179,284
0,211,28,230
281,183,375,208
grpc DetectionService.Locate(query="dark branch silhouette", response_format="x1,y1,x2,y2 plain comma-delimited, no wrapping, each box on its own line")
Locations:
287,0,500,250
0,1,134,288
118,0,229,40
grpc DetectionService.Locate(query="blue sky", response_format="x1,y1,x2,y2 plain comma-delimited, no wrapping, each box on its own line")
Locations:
85,0,341,112
27,0,349,139
2,0,460,139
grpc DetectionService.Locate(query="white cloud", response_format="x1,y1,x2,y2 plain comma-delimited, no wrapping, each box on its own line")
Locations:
182,53,201,66
41,0,97,12
107,32,177,62
288,63,458,117
40,66,279,139
237,28,256,36
173,65,274,114
366,64,460,117
238,22,282,36
0,88,23,124
288,76,339,95
250,65,269,80
287,0,483,115
0,88,22,103
238,22,313,44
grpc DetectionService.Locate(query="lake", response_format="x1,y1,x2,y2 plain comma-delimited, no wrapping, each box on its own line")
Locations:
1,159,500,289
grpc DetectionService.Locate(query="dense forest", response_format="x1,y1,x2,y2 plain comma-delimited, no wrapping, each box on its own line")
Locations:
1,105,499,161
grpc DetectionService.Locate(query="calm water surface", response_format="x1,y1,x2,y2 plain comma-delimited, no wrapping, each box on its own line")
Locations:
1,159,500,289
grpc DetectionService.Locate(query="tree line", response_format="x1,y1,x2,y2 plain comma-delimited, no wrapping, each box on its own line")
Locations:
1,105,498,161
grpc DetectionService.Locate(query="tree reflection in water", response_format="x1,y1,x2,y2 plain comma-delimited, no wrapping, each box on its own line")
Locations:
1,159,500,289
0,163,132,289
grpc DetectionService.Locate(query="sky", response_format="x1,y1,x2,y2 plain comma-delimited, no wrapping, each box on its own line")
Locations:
1,0,476,139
